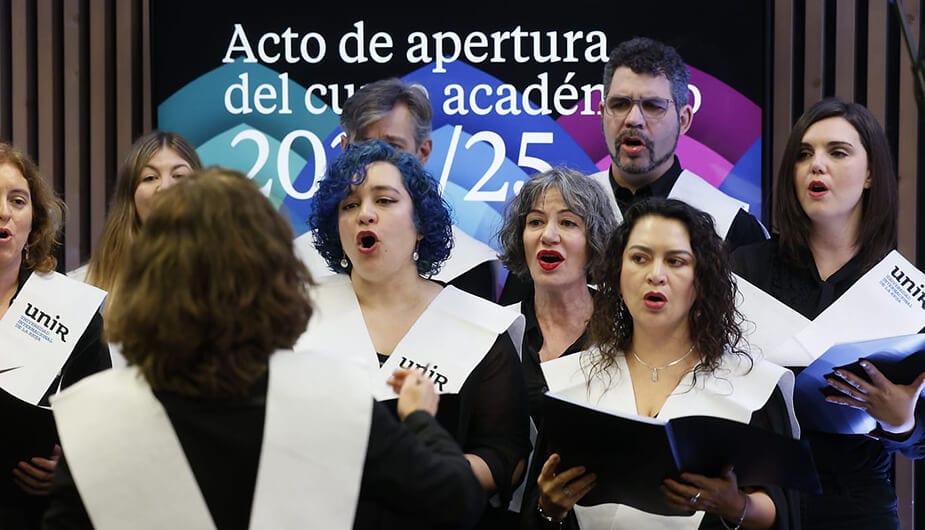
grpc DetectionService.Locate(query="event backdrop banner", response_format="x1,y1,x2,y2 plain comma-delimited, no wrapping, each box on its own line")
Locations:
152,1,769,253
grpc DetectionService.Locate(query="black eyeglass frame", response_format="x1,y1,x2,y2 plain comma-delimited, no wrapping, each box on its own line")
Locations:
602,96,676,119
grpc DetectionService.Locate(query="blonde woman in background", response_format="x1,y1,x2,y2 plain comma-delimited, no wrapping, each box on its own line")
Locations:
71,130,201,292
0,142,110,530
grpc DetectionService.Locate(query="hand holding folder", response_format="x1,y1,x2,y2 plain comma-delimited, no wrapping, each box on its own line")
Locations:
541,392,821,516
794,333,925,435
0,390,57,498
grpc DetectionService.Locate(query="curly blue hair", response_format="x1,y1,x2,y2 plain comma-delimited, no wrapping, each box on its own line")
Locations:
309,140,453,277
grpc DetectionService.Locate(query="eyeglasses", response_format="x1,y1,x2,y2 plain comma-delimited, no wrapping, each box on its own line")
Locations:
603,96,674,120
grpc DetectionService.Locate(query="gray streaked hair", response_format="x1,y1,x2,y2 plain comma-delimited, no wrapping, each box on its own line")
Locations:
497,167,617,283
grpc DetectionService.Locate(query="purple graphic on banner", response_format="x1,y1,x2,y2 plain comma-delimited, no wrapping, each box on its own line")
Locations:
561,65,762,216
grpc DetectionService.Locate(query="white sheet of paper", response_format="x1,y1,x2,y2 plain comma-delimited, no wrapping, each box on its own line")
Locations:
795,250,925,359
0,272,106,404
734,273,813,365
736,251,925,367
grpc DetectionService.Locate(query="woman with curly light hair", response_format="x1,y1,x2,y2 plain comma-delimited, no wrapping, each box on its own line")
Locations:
496,167,617,430
0,142,109,530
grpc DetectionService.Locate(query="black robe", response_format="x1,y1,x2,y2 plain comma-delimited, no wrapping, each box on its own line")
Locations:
732,237,925,530
1,268,111,530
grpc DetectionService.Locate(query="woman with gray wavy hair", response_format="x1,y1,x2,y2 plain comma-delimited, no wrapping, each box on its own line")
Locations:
496,167,617,431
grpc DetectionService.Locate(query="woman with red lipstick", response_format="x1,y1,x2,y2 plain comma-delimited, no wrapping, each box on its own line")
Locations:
496,167,617,430
731,98,922,530
0,142,110,530
297,140,531,529
524,197,798,530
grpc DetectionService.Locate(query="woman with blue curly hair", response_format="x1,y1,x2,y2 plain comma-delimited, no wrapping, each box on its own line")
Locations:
296,140,532,529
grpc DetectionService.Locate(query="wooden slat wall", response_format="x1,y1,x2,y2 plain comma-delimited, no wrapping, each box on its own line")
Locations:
896,0,921,264
9,0,34,154
88,0,113,251
62,0,83,269
0,0,923,527
0,0,148,271
0,0,11,142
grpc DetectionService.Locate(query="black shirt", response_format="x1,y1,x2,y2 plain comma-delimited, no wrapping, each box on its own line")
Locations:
1,269,110,530
731,237,925,530
42,375,487,530
379,331,532,520
518,295,588,430
605,156,767,253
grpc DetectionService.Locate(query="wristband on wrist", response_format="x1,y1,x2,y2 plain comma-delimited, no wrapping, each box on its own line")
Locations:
537,500,566,528
869,424,915,441
720,493,748,530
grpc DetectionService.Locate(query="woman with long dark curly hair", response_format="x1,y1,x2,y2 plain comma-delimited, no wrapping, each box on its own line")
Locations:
523,197,799,530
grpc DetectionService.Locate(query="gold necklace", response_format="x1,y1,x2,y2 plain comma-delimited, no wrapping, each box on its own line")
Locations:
631,345,694,382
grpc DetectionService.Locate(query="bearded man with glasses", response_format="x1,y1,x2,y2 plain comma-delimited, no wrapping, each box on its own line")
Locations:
593,36,767,251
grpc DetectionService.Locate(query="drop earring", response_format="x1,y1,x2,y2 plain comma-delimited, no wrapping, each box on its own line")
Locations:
616,293,632,342
340,255,349,269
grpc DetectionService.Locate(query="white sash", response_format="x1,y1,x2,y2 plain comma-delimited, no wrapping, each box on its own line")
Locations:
542,349,794,529
293,230,336,280
433,226,501,286
295,274,523,399
51,350,371,529
251,350,371,529
589,170,622,224
293,225,500,287
589,169,754,240
667,169,750,240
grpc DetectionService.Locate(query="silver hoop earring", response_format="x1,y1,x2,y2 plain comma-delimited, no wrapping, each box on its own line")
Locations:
340,256,349,269
412,250,419,262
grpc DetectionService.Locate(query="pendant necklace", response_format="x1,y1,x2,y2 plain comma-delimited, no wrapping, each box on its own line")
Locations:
631,345,694,382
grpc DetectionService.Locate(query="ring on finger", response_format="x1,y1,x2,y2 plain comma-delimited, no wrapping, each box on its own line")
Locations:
689,490,702,505
563,485,573,498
